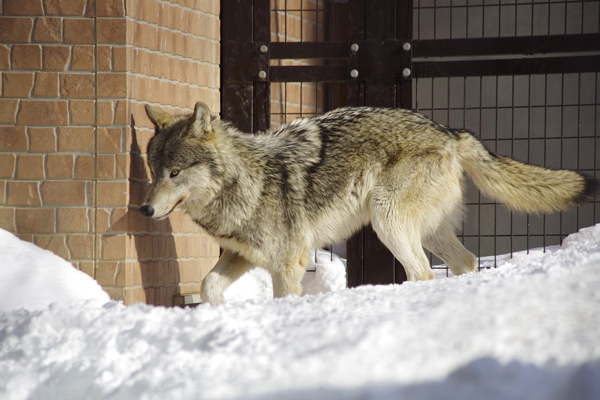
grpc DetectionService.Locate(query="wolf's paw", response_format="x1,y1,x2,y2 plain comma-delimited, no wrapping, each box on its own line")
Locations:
420,270,436,280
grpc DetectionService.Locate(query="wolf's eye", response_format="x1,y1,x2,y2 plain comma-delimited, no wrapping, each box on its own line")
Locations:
170,169,180,178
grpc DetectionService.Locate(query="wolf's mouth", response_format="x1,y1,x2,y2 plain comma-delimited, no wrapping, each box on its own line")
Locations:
155,198,184,220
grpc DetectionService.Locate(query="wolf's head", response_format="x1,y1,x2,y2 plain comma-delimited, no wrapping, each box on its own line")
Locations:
140,102,220,220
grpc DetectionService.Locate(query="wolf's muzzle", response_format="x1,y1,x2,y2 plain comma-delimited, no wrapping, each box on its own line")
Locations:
140,205,155,217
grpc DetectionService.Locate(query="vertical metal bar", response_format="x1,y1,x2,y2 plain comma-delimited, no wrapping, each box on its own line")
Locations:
494,75,498,267
576,72,581,231
527,74,531,254
559,72,564,242
593,72,600,224
510,74,515,259
478,75,482,268
543,73,547,251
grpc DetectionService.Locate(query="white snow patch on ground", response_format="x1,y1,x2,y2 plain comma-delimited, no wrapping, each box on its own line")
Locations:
1,226,600,400
0,229,109,313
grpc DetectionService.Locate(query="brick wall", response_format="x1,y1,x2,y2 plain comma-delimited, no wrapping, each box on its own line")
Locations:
0,0,221,306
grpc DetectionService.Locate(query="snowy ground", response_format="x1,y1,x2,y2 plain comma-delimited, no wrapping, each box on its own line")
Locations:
1,226,600,400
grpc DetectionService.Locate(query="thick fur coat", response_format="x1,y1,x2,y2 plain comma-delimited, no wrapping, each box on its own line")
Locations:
142,102,597,304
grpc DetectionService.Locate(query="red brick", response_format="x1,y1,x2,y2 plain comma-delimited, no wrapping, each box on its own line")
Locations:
97,127,122,152
79,260,94,277
97,45,112,70
0,99,19,123
3,0,44,16
17,100,69,125
43,0,87,15
29,127,56,152
42,181,87,205
0,126,28,150
97,0,125,17
110,207,130,232
33,17,62,42
71,45,95,70
97,181,128,206
2,72,34,97
101,234,127,260
64,19,94,43
12,45,42,70
15,209,54,233
97,72,127,98
33,71,59,97
0,46,10,70
97,100,114,125
0,17,34,42
34,234,70,259
115,153,129,179
96,260,118,285
57,126,94,151
0,207,16,232
67,234,94,258
69,100,95,125
43,46,71,70
8,182,42,206
97,154,116,179
97,18,126,44
114,100,128,124
112,46,128,72
75,155,94,179
16,154,45,179
0,154,16,178
60,73,95,98
46,153,74,178
85,0,95,17
105,288,125,302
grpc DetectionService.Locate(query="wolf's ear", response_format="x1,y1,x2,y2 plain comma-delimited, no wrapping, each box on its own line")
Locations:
145,105,172,129
192,102,213,131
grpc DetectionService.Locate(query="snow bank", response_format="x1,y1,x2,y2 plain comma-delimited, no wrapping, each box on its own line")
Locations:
1,225,599,400
0,229,109,313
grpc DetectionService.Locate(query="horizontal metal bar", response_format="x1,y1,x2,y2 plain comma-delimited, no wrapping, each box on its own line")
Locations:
413,55,600,78
413,34,600,58
270,42,349,59
269,65,348,82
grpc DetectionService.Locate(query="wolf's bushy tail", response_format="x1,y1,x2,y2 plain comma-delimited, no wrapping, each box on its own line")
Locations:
457,131,597,214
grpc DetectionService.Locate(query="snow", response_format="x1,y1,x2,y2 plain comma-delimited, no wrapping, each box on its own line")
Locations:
1,226,600,400
224,249,347,302
0,229,109,313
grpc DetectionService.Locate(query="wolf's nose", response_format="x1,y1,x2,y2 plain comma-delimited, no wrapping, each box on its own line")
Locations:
140,205,154,217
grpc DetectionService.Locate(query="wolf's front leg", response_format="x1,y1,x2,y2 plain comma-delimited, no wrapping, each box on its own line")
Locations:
271,263,306,298
200,250,254,305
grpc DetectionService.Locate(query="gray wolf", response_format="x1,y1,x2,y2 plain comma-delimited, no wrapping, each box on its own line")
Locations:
141,102,597,305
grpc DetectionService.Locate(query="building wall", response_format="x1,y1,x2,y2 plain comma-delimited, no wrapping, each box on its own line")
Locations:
0,0,221,306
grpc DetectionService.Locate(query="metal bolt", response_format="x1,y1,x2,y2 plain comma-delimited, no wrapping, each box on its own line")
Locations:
403,42,411,52
260,44,268,53
350,43,359,53
350,69,359,78
258,70,267,79
402,68,411,78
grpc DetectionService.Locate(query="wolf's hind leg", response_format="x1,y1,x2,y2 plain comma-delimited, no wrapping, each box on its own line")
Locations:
370,201,435,282
423,221,477,276
200,250,254,305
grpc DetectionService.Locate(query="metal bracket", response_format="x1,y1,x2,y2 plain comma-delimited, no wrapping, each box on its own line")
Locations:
222,42,270,82
349,40,412,81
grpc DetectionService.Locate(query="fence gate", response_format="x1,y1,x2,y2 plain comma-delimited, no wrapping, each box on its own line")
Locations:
221,0,600,287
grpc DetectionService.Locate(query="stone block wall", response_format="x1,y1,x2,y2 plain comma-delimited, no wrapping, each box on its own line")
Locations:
0,0,221,306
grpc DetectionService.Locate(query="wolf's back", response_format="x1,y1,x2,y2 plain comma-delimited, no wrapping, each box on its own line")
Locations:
456,131,597,214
